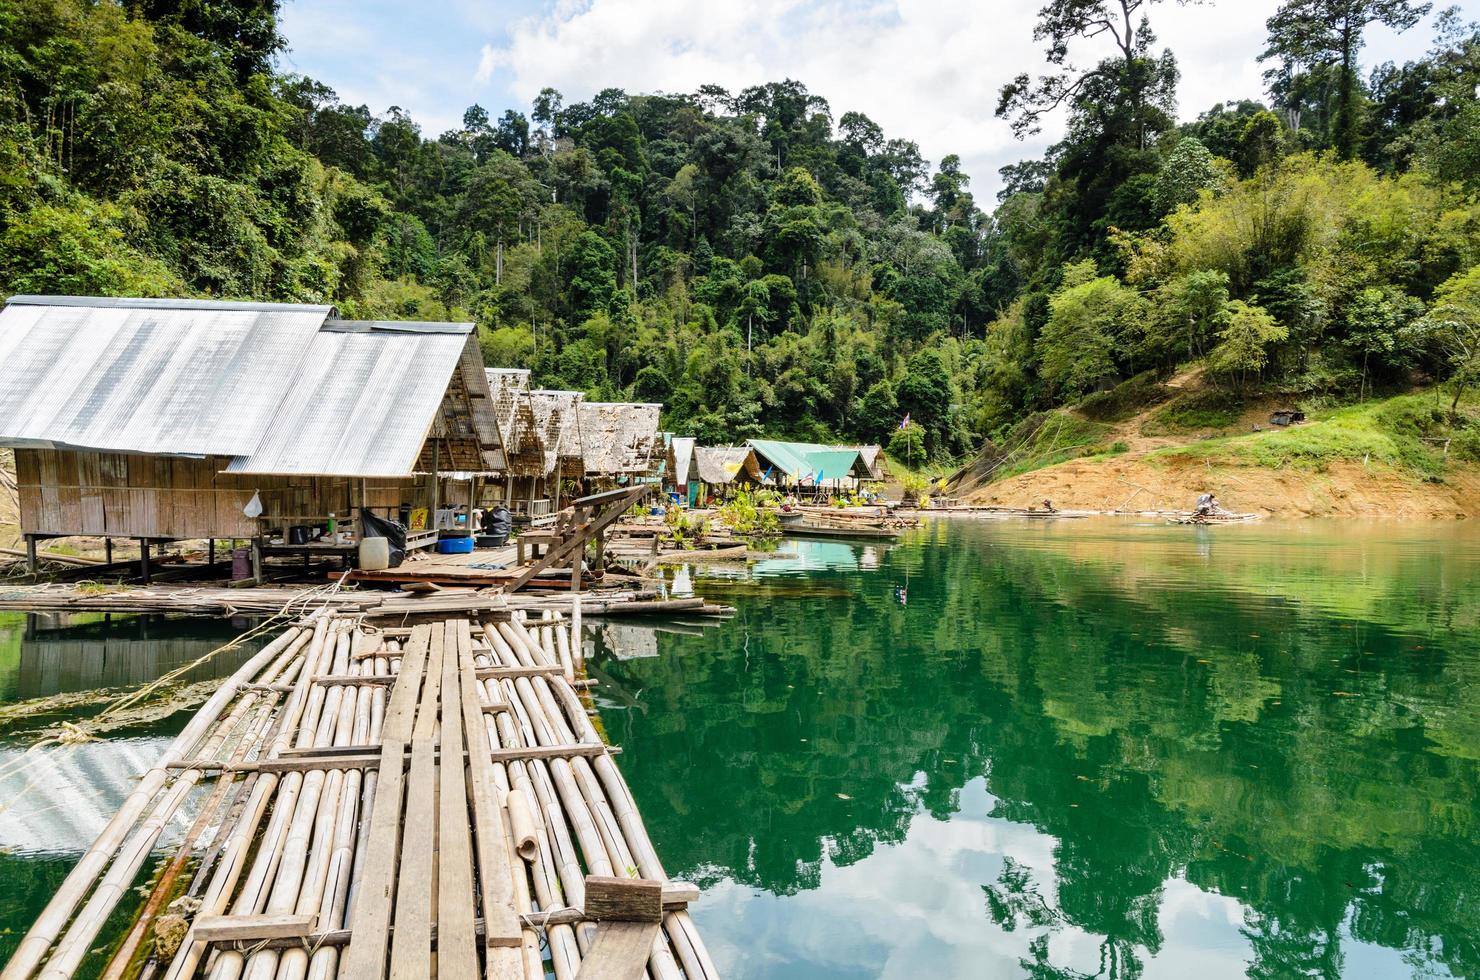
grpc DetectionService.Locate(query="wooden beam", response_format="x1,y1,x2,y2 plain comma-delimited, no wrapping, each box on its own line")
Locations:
455,619,523,951
582,876,663,923
192,913,315,943
436,621,480,980
338,626,429,980
572,922,662,980
389,622,444,979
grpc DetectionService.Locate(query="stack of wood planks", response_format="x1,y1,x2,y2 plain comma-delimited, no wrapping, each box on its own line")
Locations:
1,608,718,980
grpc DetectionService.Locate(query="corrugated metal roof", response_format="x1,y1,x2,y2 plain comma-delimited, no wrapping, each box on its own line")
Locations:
747,439,867,482
228,322,472,477
0,297,506,478
0,298,330,456
6,295,333,315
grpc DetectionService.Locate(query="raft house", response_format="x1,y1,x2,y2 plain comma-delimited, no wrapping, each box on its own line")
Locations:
685,446,763,505
483,371,592,526
745,439,875,494
577,401,665,485
0,295,506,582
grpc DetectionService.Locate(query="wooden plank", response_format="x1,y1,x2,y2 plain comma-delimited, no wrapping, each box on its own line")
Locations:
382,626,430,742
315,674,397,686
572,921,661,980
473,665,564,680
192,913,315,943
211,882,701,951
583,876,663,923
181,741,614,774
437,620,480,980
455,619,523,952
338,737,406,980
389,622,444,980
339,629,428,980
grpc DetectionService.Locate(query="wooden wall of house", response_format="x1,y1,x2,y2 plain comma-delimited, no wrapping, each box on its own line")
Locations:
15,449,421,539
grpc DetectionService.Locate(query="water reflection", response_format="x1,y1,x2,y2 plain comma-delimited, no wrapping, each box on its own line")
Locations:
0,613,264,971
0,612,260,702
601,519,1480,979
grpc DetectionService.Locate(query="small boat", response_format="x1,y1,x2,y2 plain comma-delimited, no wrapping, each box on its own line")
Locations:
1166,512,1261,525
782,521,900,541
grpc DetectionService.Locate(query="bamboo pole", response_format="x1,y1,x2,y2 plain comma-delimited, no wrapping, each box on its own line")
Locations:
3,625,309,980
165,619,336,980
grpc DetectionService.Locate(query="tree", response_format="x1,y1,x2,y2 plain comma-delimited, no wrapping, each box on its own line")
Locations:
1141,270,1231,364
1260,0,1432,158
1154,137,1218,212
854,380,899,443
1416,264,1480,411
563,230,618,322
1208,299,1288,390
1036,270,1145,397
997,0,1198,138
887,421,927,465
895,350,956,453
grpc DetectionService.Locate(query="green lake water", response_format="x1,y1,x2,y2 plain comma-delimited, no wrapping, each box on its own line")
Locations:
2,519,1478,978
595,519,1480,979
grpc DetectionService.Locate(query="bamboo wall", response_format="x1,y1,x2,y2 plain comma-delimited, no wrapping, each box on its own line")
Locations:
14,449,419,540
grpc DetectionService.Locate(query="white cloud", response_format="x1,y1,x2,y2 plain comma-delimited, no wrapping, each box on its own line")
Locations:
477,0,1451,200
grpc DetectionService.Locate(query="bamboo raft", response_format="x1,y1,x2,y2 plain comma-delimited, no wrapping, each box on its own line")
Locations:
0,583,734,620
2,605,718,980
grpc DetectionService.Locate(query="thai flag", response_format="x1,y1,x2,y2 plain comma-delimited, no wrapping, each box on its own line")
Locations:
899,413,911,430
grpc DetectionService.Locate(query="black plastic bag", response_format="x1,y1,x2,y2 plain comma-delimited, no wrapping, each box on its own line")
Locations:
484,505,512,538
360,508,406,568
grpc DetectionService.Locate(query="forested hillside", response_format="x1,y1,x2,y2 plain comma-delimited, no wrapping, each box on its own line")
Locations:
3,0,1480,460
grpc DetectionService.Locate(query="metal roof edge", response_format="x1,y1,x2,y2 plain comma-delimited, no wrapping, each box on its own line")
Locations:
4,295,336,316
321,319,474,335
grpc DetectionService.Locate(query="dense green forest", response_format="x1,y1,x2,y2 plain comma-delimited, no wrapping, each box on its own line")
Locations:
2,0,1480,459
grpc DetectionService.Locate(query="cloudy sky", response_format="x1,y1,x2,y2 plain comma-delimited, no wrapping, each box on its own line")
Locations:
276,0,1464,200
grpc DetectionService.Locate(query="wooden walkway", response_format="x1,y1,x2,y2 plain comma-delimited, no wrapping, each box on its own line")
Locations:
1,607,718,980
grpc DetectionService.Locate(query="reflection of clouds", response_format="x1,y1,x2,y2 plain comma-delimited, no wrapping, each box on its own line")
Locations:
0,738,191,855
692,778,1261,979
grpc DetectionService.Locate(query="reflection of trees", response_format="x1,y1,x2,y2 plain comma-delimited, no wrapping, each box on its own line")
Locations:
602,522,1480,977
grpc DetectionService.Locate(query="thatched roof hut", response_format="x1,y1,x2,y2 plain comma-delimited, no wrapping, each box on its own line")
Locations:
486,369,547,477
529,390,585,478
577,402,663,476
692,446,763,485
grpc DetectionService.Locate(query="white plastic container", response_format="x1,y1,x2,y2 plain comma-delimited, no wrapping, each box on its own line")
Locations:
358,536,390,571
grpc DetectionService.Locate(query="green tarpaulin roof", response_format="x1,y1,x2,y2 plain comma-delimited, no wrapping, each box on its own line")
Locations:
746,439,867,481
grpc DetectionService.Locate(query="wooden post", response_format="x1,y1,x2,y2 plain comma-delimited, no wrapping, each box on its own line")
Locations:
139,539,151,584
208,538,215,567
24,535,37,575
104,538,113,564
250,537,263,585
431,439,441,530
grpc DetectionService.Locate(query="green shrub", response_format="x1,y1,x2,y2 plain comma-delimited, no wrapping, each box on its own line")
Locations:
1144,389,1246,434
718,489,779,535
1077,371,1174,422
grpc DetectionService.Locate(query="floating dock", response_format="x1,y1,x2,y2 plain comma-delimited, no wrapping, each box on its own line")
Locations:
2,603,718,980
